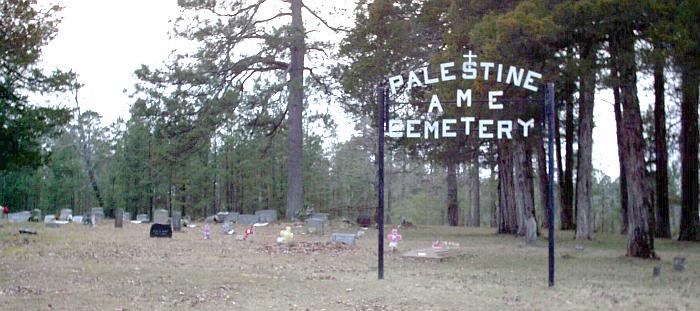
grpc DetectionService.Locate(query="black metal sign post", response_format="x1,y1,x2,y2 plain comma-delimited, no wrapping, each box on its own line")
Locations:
545,83,556,287
377,86,386,280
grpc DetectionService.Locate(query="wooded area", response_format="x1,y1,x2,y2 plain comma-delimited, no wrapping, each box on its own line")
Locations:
1,0,699,262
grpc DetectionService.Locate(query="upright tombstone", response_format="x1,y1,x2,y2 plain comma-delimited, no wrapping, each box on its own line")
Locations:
255,209,277,222
59,209,72,221
237,214,259,225
215,212,229,223
311,213,329,222
153,209,169,225
225,212,239,223
72,215,84,224
8,211,31,223
30,209,42,222
114,208,123,228
122,212,131,222
44,215,56,224
331,233,356,246
91,208,104,223
305,217,325,235
525,217,537,245
136,214,149,223
171,211,182,232
150,223,172,238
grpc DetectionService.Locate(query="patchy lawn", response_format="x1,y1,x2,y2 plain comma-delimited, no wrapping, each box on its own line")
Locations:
0,220,698,310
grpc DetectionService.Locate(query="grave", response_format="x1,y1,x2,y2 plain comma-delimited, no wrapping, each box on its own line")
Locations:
44,215,56,224
91,208,104,223
525,217,537,245
8,211,31,223
331,233,356,245
311,213,330,221
72,215,84,224
255,209,277,222
215,212,230,223
115,208,123,228
30,209,42,222
150,223,172,238
136,214,149,223
305,217,326,235
123,212,131,221
237,214,259,225
59,209,72,221
154,209,169,225
402,247,465,261
171,211,182,231
225,212,239,222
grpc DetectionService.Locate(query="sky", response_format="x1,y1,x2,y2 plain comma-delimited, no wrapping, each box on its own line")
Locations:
37,0,665,179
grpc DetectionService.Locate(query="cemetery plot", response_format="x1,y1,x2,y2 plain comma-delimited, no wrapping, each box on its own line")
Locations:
0,222,698,310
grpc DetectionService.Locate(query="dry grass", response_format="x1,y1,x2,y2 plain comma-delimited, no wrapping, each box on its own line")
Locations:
0,221,698,310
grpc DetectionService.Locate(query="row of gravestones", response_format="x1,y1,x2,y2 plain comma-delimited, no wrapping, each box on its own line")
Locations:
203,209,278,224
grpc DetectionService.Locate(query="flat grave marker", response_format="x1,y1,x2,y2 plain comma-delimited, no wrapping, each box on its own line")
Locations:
8,211,31,223
331,233,356,245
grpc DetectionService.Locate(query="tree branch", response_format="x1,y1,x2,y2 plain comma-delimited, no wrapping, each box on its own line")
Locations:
301,2,349,33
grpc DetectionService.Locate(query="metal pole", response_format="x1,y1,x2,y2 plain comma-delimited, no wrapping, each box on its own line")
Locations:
377,86,385,280
545,83,556,287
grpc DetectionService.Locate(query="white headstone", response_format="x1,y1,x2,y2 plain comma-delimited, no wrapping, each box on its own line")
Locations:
44,215,56,224
525,217,537,245
59,209,72,221
8,211,31,223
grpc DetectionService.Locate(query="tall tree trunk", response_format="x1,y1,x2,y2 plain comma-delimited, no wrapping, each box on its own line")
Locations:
471,153,480,227
653,52,671,238
561,92,575,230
286,0,305,220
514,141,536,236
498,141,517,234
614,28,655,258
612,67,630,235
678,59,700,241
447,162,459,226
575,42,596,240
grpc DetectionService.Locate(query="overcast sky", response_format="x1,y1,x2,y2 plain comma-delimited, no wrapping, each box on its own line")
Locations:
38,0,665,179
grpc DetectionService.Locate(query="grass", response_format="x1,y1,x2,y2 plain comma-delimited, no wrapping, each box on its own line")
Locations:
0,221,698,310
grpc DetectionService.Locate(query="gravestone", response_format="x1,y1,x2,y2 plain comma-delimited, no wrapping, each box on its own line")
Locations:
215,212,230,223
171,211,182,232
255,209,277,222
72,215,84,224
149,223,172,238
8,211,31,223
331,233,356,245
237,214,259,225
123,212,131,221
59,209,72,221
114,208,123,228
673,257,687,271
311,213,329,222
225,212,239,223
154,209,169,225
44,215,56,224
205,215,216,223
91,208,104,223
525,217,537,245
30,209,42,222
305,217,325,235
136,214,149,222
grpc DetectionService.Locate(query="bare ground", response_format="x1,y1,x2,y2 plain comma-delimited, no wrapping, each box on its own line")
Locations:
0,220,698,310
